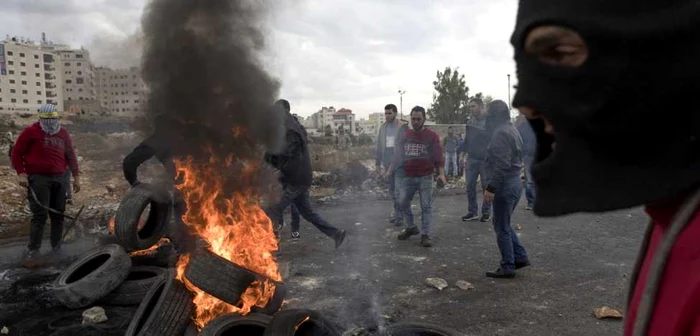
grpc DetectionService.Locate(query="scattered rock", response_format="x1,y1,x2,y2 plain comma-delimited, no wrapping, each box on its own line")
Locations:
593,306,623,319
455,280,475,291
1,326,8,334
425,277,448,291
105,184,117,193
515,224,523,230
82,306,108,325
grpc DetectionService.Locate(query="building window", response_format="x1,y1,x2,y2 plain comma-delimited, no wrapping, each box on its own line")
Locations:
36,91,41,95
8,70,14,75
78,88,83,92
77,62,82,66
77,71,82,75
79,97,83,101
134,99,139,103
21,81,26,85
10,89,15,93
20,62,25,67
36,82,40,86
76,54,83,58
68,97,72,100
34,55,38,59
76,78,84,84
47,100,54,104
65,62,70,66
7,51,13,56
133,91,138,95
11,98,16,103
9,79,15,84
37,100,42,104
35,73,40,77
34,64,39,68
19,53,25,57
23,99,28,104
65,80,72,84
7,60,13,65
20,71,26,76
22,90,27,94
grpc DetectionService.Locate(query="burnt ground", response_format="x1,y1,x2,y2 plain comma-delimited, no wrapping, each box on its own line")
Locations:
0,193,646,335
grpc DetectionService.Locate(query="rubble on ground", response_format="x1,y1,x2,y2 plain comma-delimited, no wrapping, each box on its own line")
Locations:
82,306,108,325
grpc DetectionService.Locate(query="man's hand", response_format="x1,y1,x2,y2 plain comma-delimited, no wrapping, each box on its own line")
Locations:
437,173,447,186
17,173,28,188
73,176,81,193
484,190,495,203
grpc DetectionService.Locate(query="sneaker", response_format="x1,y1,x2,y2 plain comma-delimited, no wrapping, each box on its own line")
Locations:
334,230,346,249
24,249,40,259
420,235,433,247
515,260,531,270
485,268,516,279
525,204,533,211
291,231,300,240
461,213,479,221
398,227,420,240
480,214,491,222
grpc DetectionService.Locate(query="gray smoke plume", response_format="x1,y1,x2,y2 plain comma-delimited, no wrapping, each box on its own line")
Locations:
140,0,284,162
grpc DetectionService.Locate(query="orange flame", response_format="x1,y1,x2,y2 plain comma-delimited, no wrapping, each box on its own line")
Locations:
173,156,281,328
108,217,115,234
128,237,171,257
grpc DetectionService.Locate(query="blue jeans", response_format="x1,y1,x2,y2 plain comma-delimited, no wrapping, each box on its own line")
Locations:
523,155,536,206
445,152,458,177
388,167,402,221
267,184,340,238
465,157,491,215
492,175,528,272
396,170,433,235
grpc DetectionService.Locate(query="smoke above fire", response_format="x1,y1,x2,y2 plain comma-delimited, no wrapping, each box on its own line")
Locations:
140,0,284,161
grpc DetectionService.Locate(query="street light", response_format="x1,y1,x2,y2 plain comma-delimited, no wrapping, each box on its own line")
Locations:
398,89,406,121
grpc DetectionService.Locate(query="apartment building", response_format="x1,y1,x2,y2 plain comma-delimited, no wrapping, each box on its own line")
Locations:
95,66,147,116
332,108,356,135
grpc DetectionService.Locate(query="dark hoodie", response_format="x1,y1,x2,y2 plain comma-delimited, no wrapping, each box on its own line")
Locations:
264,112,312,187
462,113,489,160
484,100,523,193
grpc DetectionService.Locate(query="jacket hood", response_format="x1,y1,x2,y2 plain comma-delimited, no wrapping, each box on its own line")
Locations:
485,100,511,135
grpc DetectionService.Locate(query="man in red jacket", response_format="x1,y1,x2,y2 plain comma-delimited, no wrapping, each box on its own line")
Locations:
385,106,446,247
510,1,700,334
11,104,81,258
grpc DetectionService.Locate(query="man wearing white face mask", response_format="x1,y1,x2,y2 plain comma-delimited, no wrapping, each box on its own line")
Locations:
11,104,81,259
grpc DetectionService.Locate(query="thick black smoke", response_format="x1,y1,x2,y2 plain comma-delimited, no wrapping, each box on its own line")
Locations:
139,0,284,161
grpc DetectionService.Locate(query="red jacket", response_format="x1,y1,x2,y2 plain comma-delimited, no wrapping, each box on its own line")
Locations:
11,122,80,176
625,201,700,335
393,127,444,177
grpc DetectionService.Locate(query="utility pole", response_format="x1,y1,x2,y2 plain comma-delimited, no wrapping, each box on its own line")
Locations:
507,74,511,109
398,89,406,121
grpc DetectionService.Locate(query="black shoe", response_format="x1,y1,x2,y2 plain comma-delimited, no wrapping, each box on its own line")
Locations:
461,213,479,221
420,235,432,247
24,249,39,259
334,230,346,249
515,260,531,270
480,214,491,222
398,227,420,240
486,268,516,279
291,231,300,240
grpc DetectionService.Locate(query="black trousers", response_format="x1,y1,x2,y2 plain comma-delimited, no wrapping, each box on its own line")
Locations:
27,173,68,251
266,184,340,238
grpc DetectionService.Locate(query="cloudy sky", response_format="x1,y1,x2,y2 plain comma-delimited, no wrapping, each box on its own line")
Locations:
2,0,518,119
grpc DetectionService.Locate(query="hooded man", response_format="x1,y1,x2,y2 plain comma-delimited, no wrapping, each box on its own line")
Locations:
11,104,81,258
461,98,492,222
510,1,700,334
482,100,529,278
375,103,409,225
265,99,346,248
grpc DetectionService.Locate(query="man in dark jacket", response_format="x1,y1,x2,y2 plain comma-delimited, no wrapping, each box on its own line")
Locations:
461,98,492,222
516,116,536,210
265,99,346,248
511,2,700,333
12,104,81,258
482,100,529,279
375,104,409,225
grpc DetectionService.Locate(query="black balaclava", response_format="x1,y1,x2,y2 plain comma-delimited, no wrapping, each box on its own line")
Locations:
511,0,700,217
485,100,511,138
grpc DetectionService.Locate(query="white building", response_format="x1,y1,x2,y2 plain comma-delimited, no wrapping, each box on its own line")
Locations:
331,108,356,135
310,106,336,131
95,66,147,116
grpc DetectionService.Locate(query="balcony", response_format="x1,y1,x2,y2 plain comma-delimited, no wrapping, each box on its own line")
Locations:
44,75,55,80
46,92,57,98
45,83,56,89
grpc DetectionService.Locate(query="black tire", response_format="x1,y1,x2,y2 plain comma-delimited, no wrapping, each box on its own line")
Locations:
263,309,341,336
115,183,172,251
184,248,257,305
124,268,194,336
385,322,463,336
94,234,119,246
53,244,132,309
100,266,167,306
251,282,286,315
199,313,271,336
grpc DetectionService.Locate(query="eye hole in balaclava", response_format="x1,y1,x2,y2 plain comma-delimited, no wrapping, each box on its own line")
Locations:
524,25,588,68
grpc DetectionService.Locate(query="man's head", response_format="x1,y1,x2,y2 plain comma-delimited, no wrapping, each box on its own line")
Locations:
37,104,60,135
447,126,453,136
384,104,398,123
468,98,484,117
510,0,700,216
410,106,426,131
275,99,290,113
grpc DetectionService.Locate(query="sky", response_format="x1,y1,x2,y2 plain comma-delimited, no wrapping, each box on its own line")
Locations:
1,0,518,119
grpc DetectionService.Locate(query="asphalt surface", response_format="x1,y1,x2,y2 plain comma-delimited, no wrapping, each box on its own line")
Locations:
0,192,647,335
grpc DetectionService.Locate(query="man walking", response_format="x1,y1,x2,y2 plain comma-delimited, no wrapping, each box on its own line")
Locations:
510,2,700,333
375,104,408,225
482,100,529,278
461,98,492,222
385,106,446,247
265,99,346,248
442,127,459,178
516,116,536,210
11,104,81,259
288,110,308,239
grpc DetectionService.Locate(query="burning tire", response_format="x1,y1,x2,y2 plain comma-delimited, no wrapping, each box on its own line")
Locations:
184,248,257,305
385,322,463,336
115,183,172,251
263,309,341,336
52,244,132,309
124,268,194,336
100,266,167,306
199,313,271,336
252,282,286,315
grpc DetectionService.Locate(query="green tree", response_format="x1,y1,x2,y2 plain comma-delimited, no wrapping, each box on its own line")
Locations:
428,67,471,124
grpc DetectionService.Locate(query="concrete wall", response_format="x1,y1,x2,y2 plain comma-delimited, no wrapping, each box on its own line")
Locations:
425,124,466,139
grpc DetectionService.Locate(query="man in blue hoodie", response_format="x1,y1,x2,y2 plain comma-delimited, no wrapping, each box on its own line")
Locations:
483,100,529,278
461,98,492,222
